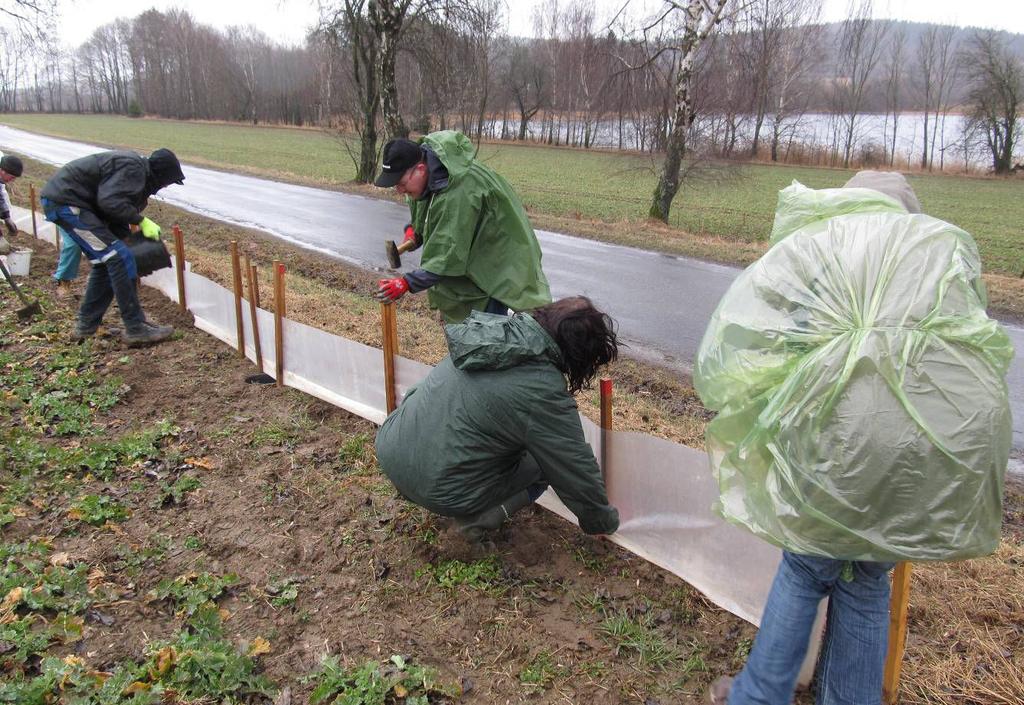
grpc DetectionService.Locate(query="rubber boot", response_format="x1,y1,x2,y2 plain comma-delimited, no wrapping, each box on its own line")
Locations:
456,489,533,542
122,321,174,346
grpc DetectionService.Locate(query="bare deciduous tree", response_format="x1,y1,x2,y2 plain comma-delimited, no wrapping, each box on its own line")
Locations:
508,40,548,140
882,26,905,166
647,0,730,223
831,0,887,168
962,31,1023,175
315,0,380,182
369,0,415,139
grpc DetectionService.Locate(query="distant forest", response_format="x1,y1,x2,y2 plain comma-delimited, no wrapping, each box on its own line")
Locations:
2,0,1022,176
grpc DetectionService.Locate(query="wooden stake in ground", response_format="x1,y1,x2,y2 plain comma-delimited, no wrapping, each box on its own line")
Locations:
172,225,187,311
29,183,38,238
883,562,912,704
245,256,264,374
230,241,245,357
273,260,285,388
381,303,399,414
600,378,613,483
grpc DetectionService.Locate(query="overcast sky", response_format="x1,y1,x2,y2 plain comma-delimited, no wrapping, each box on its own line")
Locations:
48,0,1024,48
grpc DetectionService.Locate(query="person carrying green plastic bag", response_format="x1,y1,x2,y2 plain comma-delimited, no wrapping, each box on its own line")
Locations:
698,171,1013,705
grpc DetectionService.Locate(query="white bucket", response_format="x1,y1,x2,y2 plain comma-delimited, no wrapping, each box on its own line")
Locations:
0,249,32,276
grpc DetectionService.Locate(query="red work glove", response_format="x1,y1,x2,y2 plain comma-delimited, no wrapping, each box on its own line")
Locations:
375,276,410,302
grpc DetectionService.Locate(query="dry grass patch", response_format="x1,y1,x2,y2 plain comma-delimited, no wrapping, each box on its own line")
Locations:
901,482,1024,705
985,273,1024,321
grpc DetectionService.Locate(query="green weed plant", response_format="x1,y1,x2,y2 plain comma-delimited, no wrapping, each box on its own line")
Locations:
599,610,679,670
146,571,240,619
69,494,130,525
419,556,506,595
307,654,456,705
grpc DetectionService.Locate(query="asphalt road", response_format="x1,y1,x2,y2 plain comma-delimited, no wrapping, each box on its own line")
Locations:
2,124,1021,455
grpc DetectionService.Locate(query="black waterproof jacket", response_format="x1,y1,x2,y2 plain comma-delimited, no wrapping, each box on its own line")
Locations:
41,151,165,226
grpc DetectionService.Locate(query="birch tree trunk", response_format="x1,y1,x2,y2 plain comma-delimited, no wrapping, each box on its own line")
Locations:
649,0,728,223
370,0,412,140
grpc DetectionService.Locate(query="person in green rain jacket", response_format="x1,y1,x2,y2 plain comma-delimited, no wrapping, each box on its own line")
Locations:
375,297,619,541
373,130,552,322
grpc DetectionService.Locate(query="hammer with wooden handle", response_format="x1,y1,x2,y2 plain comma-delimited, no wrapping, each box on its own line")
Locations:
385,237,419,269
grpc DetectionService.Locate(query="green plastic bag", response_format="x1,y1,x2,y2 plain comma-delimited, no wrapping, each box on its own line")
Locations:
695,182,1013,561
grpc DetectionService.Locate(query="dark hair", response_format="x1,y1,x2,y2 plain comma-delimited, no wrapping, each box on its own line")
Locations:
531,296,618,395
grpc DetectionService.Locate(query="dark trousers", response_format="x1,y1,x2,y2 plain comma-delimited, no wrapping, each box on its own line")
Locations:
42,200,145,331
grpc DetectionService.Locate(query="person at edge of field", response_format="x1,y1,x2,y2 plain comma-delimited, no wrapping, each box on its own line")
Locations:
0,154,24,255
52,225,82,298
708,170,924,705
372,130,552,322
375,296,619,542
40,148,185,346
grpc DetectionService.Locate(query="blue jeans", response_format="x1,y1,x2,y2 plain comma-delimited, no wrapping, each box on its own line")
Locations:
729,552,895,705
53,227,81,281
42,200,145,331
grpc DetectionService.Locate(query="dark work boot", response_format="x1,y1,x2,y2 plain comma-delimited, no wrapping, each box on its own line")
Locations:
71,322,122,341
122,321,173,346
456,490,533,543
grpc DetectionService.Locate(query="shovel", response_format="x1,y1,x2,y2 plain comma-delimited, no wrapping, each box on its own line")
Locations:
0,255,42,320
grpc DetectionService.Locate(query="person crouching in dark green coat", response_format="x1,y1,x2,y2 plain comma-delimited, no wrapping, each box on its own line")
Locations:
375,297,620,541
373,130,552,322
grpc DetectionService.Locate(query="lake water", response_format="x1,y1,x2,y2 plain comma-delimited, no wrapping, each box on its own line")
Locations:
491,112,1022,171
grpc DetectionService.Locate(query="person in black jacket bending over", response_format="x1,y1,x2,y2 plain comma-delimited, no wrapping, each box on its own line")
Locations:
41,149,185,345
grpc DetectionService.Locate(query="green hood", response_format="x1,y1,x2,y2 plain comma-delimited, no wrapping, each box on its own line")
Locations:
445,311,562,372
421,130,476,182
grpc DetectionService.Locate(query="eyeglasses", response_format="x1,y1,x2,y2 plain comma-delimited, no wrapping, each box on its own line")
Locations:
396,164,422,190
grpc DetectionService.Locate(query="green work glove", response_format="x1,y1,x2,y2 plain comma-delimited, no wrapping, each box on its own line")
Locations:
139,217,162,241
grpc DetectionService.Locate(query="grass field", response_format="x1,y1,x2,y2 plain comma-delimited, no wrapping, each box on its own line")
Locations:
2,113,1022,279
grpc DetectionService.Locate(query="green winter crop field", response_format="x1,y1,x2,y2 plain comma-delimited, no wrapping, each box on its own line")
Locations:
2,113,1023,279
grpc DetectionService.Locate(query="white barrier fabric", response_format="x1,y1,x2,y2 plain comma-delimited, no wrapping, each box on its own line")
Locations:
282,317,389,423
183,270,238,348
239,302,277,376
13,204,823,670
140,258,182,304
395,355,433,401
538,417,778,624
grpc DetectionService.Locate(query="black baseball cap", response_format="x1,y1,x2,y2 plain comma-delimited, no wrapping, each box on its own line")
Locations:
375,138,422,187
0,155,23,177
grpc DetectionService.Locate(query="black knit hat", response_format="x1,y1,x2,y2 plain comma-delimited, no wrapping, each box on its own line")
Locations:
148,148,185,186
0,155,23,177
375,138,422,187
